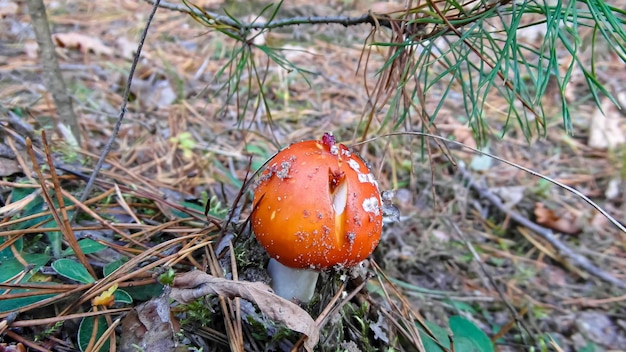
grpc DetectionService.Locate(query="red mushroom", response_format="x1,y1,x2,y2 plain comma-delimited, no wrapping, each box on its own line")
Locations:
251,133,383,302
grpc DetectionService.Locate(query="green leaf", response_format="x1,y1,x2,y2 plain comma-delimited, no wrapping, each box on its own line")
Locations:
0,253,51,283
123,283,164,301
417,316,494,352
52,259,95,284
418,321,450,352
0,291,56,313
445,300,478,314
42,209,75,259
0,254,54,313
114,289,133,304
0,236,21,262
103,259,125,277
13,189,50,229
170,200,204,219
579,341,600,352
449,316,494,352
10,187,75,258
61,239,108,257
78,315,110,352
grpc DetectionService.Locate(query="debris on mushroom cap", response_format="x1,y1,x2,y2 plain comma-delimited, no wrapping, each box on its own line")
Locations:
251,136,383,270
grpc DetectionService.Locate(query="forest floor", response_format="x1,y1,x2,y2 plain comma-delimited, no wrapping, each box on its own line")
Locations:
1,0,626,351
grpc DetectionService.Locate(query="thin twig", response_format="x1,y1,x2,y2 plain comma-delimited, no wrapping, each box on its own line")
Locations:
74,0,161,221
25,137,95,278
357,131,626,288
457,164,626,289
359,132,626,234
143,0,376,29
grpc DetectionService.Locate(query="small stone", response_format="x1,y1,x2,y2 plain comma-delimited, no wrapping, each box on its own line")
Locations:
575,311,617,347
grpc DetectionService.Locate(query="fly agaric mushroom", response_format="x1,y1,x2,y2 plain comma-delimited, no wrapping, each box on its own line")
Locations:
251,133,383,302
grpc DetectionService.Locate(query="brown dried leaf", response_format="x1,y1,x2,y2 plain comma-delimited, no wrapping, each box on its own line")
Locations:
452,125,477,150
120,287,176,352
23,41,38,59
0,157,21,177
370,2,406,14
52,32,113,56
170,271,319,351
0,1,18,18
534,203,581,235
192,0,225,8
541,266,567,287
0,343,26,352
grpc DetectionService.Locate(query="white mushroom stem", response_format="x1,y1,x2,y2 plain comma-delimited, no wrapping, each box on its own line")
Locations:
268,258,320,303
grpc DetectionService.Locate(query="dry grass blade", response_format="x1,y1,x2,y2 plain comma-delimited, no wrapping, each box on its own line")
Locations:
8,308,130,328
58,188,150,249
517,227,588,279
24,135,96,279
75,0,162,216
0,283,93,319
444,218,533,346
88,316,121,352
370,261,430,351
65,233,212,314
3,0,624,349
4,330,50,352
368,132,626,233
0,188,41,217
458,164,626,289
292,278,369,351
114,183,142,224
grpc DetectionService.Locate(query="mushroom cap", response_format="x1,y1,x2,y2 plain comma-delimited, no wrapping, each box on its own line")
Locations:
251,137,383,270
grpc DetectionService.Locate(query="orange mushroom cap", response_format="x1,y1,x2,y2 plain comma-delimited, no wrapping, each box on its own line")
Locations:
251,134,383,270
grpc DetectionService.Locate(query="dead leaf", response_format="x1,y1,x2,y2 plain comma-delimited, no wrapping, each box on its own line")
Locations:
430,229,450,242
0,188,40,217
534,202,581,235
0,157,21,177
131,79,176,109
370,2,405,15
588,210,610,233
170,271,319,352
516,23,548,44
120,287,176,352
23,41,38,59
192,0,225,8
0,343,26,352
452,125,477,150
92,284,118,307
605,177,621,200
115,37,138,59
280,45,316,62
587,97,626,149
541,266,567,287
491,186,526,209
52,32,113,56
0,1,18,18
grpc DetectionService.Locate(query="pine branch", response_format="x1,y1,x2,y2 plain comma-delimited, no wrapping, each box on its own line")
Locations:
142,0,378,29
